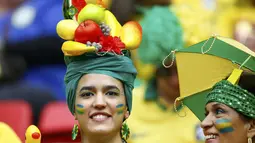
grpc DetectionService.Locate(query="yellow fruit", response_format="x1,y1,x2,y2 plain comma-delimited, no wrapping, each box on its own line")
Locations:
56,20,78,40
104,10,122,37
62,41,96,56
120,21,142,50
102,0,112,9
25,125,41,143
77,4,105,24
86,0,112,9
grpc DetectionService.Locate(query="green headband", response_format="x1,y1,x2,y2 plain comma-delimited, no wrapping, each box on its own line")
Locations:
64,51,137,115
206,80,255,118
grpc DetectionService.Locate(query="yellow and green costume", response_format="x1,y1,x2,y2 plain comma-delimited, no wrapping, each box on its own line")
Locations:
127,86,202,143
173,36,255,121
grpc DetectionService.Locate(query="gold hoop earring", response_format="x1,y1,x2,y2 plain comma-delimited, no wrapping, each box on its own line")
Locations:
72,124,79,140
121,121,130,141
248,137,252,143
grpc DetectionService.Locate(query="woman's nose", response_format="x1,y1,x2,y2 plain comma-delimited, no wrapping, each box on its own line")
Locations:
93,94,107,109
201,114,214,129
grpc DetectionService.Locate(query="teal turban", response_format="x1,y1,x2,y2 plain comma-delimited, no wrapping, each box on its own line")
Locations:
64,51,137,115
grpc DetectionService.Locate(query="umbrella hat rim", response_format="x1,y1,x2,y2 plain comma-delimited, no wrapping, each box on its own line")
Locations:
174,36,255,121
177,36,255,71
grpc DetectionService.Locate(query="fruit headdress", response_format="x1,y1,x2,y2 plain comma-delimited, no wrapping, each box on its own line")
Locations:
56,0,142,115
57,0,142,56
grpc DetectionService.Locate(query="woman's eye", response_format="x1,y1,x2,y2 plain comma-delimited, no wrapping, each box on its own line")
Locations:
215,108,225,115
106,91,119,96
80,92,94,98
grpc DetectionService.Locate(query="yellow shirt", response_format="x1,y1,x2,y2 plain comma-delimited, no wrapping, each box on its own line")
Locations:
0,122,22,143
127,85,204,143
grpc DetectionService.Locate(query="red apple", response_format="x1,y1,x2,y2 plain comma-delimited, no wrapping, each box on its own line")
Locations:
74,20,103,43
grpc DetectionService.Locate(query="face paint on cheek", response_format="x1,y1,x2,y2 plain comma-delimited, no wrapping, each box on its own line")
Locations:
215,118,234,133
76,104,85,115
116,104,125,115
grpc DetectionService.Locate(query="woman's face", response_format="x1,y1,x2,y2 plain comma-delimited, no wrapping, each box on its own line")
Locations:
156,64,180,101
75,74,129,136
201,102,250,143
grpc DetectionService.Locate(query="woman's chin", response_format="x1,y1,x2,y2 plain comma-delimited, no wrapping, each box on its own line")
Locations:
89,125,114,135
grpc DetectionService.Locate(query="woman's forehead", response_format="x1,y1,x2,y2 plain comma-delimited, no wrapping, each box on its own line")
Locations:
206,102,228,110
77,74,123,89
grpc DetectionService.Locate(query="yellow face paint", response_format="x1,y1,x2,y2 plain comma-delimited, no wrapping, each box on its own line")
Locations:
215,118,234,133
76,104,85,114
116,104,125,115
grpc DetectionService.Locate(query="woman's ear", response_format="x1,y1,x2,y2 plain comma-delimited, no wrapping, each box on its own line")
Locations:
74,113,78,120
247,120,255,139
124,110,130,120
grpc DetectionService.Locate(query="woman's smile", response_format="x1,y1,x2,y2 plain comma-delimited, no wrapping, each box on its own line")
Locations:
89,111,112,122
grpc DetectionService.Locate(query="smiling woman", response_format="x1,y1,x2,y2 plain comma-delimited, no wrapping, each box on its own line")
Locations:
57,0,142,143
201,72,255,143
74,74,129,141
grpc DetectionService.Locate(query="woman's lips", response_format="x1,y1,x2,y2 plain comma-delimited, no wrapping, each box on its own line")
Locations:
205,134,218,143
89,112,112,122
91,114,110,122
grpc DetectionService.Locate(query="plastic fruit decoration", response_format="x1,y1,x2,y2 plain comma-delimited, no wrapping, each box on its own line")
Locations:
56,19,78,40
86,0,107,8
25,125,41,143
63,0,87,20
99,36,125,54
120,21,143,50
72,0,87,13
58,0,143,56
74,20,103,43
62,41,97,56
103,10,122,37
77,4,105,24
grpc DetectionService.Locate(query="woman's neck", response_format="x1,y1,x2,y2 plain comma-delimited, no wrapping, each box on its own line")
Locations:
81,132,123,143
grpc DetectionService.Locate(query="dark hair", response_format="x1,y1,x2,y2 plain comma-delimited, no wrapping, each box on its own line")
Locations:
156,64,177,77
237,71,255,121
238,71,255,95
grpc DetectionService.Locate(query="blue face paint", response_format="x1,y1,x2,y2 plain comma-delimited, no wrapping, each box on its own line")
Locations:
116,104,125,115
76,104,85,114
215,118,234,133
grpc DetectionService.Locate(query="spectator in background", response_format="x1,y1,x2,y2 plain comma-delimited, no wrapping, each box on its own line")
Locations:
1,0,66,100
109,0,203,143
0,0,61,125
0,0,122,126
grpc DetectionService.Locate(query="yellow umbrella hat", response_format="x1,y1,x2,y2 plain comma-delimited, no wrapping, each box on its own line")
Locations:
172,36,255,121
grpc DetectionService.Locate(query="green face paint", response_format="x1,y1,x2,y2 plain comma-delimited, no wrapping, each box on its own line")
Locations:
76,104,85,114
116,104,125,115
215,118,234,133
